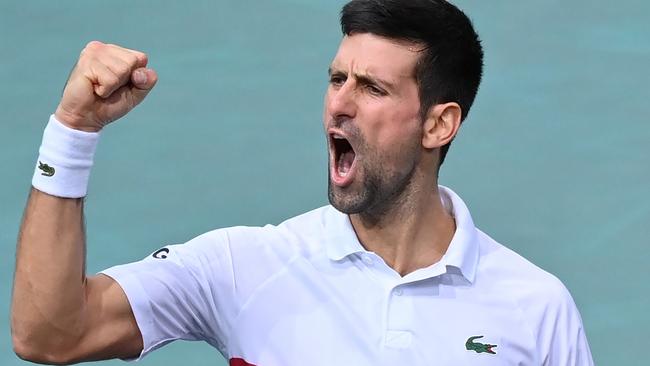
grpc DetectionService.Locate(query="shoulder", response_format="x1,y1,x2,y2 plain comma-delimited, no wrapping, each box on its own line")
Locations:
171,206,333,297
180,205,332,260
473,229,580,328
475,229,570,300
218,205,333,261
474,230,585,342
474,230,593,363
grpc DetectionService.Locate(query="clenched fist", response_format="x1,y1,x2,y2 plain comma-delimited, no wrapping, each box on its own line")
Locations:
55,41,158,132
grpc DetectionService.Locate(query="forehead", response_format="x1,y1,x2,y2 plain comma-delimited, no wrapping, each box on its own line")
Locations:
330,33,421,81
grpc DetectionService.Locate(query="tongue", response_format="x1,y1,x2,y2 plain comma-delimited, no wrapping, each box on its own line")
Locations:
338,150,355,176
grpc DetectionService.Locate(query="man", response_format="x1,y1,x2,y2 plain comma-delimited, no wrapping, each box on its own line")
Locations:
11,0,593,365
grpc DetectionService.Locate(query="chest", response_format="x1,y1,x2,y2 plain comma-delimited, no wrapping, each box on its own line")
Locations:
226,257,538,366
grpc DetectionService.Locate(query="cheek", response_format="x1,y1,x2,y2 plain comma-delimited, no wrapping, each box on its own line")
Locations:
359,123,420,175
373,111,422,149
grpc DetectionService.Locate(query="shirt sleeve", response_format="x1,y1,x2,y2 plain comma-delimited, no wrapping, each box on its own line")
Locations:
100,229,237,360
536,281,594,366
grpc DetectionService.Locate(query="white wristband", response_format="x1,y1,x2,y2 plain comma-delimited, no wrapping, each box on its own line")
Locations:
32,114,101,198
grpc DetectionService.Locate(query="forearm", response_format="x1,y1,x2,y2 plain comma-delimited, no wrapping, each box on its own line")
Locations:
12,188,88,354
11,41,155,363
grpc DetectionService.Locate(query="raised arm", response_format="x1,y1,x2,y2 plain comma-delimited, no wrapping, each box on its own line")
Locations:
11,41,158,364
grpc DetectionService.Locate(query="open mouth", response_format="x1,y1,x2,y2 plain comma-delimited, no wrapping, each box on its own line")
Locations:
330,132,357,187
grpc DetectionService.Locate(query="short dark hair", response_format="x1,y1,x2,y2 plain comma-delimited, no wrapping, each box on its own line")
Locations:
340,0,484,168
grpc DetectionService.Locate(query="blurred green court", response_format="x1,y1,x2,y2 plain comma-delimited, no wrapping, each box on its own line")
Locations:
1,1,648,365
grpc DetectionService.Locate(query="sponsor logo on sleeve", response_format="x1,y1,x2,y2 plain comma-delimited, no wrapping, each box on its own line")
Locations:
152,247,170,259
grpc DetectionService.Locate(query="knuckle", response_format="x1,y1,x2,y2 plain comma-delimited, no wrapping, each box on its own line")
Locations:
80,41,103,58
113,63,130,77
135,51,148,62
125,53,139,67
85,40,101,48
120,66,132,78
84,40,103,52
105,72,120,86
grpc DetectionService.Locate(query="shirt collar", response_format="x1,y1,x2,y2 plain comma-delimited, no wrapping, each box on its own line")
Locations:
325,206,367,261
436,185,479,283
325,185,480,284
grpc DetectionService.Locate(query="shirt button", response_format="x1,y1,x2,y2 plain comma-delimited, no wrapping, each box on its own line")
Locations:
394,288,403,296
362,255,374,265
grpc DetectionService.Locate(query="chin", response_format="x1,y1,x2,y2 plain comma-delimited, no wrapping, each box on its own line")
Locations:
327,180,371,214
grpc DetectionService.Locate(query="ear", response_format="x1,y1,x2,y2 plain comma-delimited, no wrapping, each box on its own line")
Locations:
421,102,462,149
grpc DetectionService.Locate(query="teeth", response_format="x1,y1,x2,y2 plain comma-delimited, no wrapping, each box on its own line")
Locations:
332,134,345,139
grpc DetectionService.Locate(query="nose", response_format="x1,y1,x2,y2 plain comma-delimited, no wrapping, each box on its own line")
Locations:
326,79,357,123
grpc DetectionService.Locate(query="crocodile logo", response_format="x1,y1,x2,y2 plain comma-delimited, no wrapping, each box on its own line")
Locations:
38,161,55,177
465,335,497,354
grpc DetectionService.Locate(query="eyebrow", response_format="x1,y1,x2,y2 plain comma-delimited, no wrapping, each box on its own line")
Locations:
328,66,397,92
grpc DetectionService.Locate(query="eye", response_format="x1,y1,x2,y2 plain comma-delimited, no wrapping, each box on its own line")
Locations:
329,74,345,87
366,84,386,96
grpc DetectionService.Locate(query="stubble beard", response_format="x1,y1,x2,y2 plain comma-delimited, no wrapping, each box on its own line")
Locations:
328,140,420,222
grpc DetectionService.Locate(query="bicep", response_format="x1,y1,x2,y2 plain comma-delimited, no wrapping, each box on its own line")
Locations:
70,232,239,362
69,274,143,363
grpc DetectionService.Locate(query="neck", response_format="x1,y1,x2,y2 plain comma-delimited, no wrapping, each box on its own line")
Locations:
349,178,456,277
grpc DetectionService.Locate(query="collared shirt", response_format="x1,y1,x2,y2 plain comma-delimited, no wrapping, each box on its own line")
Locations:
101,186,593,365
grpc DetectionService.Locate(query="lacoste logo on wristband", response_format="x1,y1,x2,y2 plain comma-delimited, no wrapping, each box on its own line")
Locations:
38,161,55,177
465,335,497,354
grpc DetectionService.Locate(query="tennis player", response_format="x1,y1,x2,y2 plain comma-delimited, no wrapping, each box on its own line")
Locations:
12,0,594,365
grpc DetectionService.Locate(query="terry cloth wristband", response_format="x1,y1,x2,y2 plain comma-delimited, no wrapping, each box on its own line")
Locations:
32,114,100,198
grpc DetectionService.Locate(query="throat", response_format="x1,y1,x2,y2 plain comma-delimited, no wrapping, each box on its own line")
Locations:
349,190,456,276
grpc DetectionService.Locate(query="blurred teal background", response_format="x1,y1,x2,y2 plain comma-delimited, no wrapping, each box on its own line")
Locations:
1,1,648,365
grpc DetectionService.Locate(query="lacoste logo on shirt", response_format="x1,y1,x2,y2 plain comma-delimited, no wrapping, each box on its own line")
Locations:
465,335,497,354
38,161,55,177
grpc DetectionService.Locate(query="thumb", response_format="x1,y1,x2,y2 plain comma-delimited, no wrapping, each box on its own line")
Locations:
130,68,158,102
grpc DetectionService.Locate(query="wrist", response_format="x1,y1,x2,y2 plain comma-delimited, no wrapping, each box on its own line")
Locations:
54,105,102,133
31,114,101,198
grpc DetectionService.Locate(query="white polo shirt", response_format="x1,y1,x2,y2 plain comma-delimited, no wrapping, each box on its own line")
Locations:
101,186,593,365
